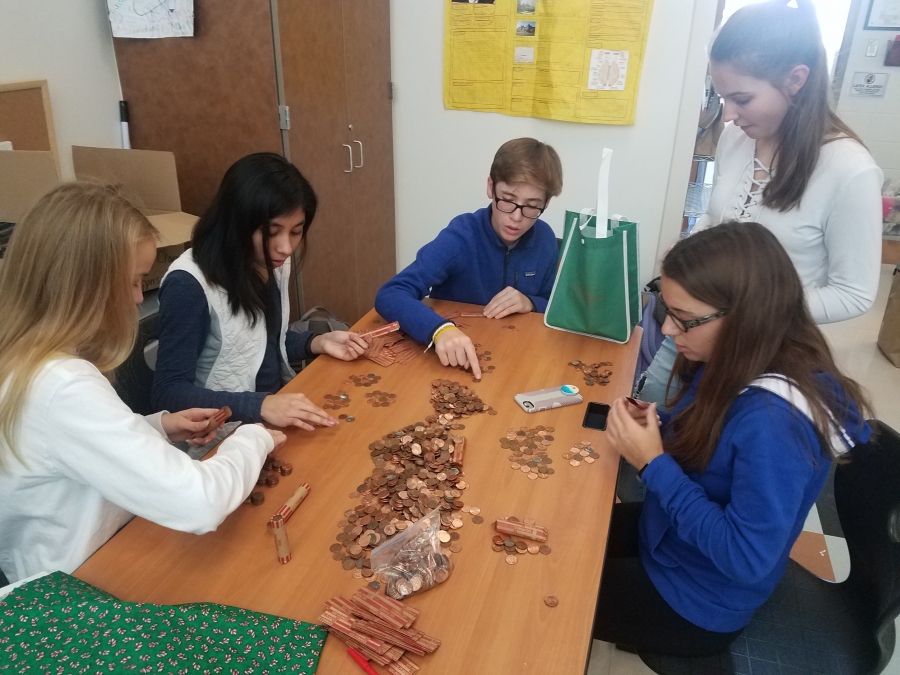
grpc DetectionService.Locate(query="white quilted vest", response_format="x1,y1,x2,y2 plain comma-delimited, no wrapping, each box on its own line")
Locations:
163,249,295,393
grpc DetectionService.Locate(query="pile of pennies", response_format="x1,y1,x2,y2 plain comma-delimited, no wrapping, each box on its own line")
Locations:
347,373,382,388
323,391,351,411
490,516,552,564
563,440,600,466
501,426,556,480
246,457,294,506
430,379,497,419
365,390,397,408
568,360,613,387
330,418,473,577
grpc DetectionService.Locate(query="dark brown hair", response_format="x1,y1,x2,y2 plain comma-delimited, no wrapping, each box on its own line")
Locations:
662,221,870,473
710,0,863,211
490,138,563,199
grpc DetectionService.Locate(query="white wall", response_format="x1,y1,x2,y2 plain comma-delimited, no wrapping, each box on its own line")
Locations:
837,6,900,181
389,0,717,284
0,0,122,179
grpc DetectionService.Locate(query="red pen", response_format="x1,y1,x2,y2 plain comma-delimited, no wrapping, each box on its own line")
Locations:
346,646,379,675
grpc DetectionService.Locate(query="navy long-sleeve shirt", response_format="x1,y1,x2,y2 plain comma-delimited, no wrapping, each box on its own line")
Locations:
374,205,559,344
151,271,315,422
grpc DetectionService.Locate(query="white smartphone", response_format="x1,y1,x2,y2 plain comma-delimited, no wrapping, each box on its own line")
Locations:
514,385,584,413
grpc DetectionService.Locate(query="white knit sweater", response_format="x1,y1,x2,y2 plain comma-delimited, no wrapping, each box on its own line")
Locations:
0,357,273,583
694,122,884,324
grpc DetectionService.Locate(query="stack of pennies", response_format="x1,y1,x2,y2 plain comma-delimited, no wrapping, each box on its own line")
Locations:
331,418,473,576
346,373,382,387
364,390,397,408
430,379,497,420
490,516,552,564
568,360,613,387
501,425,556,480
562,440,600,467
323,391,351,410
246,458,295,506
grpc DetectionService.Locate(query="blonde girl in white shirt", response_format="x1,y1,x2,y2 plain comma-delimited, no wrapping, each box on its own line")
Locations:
638,0,883,407
0,182,285,583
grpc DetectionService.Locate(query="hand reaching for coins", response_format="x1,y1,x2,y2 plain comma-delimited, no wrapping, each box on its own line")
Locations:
484,286,534,319
434,327,483,379
261,392,338,430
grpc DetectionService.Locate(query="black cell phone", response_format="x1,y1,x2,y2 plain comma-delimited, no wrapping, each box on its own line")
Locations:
582,402,611,430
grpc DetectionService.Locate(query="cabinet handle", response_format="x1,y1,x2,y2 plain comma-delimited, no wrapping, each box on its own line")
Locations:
353,140,364,169
343,144,353,173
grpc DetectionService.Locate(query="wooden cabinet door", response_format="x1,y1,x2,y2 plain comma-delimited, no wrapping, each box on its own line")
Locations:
113,0,283,217
278,0,361,325
342,0,397,320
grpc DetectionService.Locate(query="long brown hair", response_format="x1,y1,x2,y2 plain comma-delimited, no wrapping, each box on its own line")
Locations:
663,222,870,473
0,182,157,463
710,0,863,211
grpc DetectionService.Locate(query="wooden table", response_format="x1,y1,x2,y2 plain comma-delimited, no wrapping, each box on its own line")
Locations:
76,301,640,675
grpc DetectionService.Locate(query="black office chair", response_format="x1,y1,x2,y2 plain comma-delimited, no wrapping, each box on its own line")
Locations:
113,291,160,415
639,420,900,675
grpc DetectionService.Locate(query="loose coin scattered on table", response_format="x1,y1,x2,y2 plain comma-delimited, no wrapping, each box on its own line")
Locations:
568,359,613,387
562,440,601,468
322,391,352,410
365,390,397,407
347,373,382,388
500,425,556,481
544,596,559,607
459,343,497,382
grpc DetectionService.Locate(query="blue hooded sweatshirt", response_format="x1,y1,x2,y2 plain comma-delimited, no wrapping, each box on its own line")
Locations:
639,368,870,633
374,205,558,344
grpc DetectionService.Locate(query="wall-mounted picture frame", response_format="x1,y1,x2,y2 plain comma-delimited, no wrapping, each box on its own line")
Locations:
865,0,900,30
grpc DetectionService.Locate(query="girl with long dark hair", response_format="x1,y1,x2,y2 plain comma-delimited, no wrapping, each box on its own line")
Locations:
639,0,883,407
153,153,367,429
593,222,871,656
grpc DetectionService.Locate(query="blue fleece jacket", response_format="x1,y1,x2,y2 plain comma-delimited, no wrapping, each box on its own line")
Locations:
374,205,559,344
639,369,869,633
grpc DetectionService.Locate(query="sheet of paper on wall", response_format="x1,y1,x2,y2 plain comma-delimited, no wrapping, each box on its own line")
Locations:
587,50,628,91
107,0,194,39
442,0,654,125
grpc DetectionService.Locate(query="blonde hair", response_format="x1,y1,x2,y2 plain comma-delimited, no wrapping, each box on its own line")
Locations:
489,138,563,199
0,182,157,463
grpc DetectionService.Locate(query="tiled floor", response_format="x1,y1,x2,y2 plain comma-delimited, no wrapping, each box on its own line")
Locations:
590,264,900,675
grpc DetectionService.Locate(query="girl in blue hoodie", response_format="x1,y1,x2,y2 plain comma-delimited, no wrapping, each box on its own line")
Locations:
593,221,871,656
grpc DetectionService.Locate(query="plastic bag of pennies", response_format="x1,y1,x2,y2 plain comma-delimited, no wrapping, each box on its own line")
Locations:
370,508,452,600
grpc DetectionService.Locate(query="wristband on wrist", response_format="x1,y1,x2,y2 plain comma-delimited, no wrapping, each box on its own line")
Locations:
431,322,457,342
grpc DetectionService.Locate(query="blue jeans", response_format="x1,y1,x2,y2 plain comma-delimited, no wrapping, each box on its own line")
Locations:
635,336,679,411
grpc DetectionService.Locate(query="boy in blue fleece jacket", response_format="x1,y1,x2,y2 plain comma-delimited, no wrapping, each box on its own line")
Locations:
374,138,562,378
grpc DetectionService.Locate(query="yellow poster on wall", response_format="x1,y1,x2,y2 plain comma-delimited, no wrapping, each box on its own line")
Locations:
443,0,655,125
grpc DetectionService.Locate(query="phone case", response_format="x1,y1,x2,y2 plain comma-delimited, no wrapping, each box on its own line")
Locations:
514,386,584,413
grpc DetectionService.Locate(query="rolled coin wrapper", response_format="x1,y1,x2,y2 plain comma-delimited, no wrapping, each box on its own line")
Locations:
358,321,400,340
271,514,292,564
450,436,466,467
193,405,232,439
269,483,310,531
494,518,549,543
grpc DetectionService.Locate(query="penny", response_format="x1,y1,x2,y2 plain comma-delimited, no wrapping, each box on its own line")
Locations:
492,543,504,552
544,596,559,607
584,456,595,464
505,555,518,565
469,507,481,516
492,534,504,546
527,473,537,480
438,530,451,543
539,545,552,555
569,459,581,467
352,569,363,579
527,544,540,554
450,542,462,553
249,491,265,506
472,515,484,524
451,518,464,529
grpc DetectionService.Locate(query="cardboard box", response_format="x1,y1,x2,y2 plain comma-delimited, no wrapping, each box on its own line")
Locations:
72,146,197,291
0,150,60,264
0,150,60,223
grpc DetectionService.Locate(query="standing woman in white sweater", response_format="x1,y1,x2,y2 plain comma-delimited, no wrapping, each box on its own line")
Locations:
0,183,285,584
638,0,883,407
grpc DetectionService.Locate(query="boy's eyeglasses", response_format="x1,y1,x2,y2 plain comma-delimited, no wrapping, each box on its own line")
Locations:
493,196,545,220
658,296,726,332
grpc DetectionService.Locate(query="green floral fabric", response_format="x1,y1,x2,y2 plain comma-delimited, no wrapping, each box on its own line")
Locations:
0,572,328,673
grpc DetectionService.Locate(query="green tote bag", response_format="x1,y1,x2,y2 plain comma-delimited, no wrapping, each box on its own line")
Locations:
544,149,640,343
